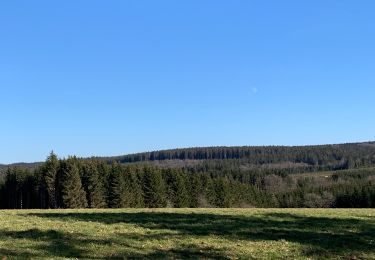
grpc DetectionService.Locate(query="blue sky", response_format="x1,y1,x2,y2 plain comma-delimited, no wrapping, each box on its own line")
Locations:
1,1,374,163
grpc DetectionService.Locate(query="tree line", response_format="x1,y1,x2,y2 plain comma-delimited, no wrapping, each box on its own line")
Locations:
0,152,248,209
0,148,374,209
110,143,375,171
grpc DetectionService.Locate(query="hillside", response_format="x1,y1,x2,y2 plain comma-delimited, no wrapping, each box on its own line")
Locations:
111,142,375,164
3,141,375,170
1,142,374,209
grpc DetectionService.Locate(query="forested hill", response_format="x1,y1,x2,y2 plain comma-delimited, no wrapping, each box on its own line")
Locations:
0,162,42,172
1,142,375,209
2,142,375,170
106,142,375,169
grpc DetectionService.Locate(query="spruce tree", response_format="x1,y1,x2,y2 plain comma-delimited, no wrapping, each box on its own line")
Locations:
96,161,111,207
165,169,189,207
108,162,127,208
143,167,166,208
173,173,189,207
212,178,232,207
60,157,88,208
42,152,59,208
0,182,5,209
124,166,144,207
188,173,203,207
82,161,106,208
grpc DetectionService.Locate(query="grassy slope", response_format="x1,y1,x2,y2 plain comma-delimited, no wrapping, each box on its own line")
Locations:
0,209,374,259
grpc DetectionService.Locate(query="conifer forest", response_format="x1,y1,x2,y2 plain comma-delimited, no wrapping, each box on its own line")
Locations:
1,142,375,209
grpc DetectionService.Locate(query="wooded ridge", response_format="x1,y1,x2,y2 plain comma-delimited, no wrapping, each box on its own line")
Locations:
1,141,374,209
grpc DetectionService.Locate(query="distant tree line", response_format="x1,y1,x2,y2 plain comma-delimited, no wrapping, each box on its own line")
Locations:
111,143,375,172
0,145,374,209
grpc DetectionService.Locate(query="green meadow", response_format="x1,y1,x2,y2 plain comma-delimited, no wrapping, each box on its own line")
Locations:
0,208,374,259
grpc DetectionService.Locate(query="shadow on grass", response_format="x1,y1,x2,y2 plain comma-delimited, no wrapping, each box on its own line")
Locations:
0,226,229,259
1,211,374,259
0,229,108,258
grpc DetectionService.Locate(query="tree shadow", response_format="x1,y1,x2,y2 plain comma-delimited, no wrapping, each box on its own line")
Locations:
0,229,111,258
0,227,228,259
4,211,375,258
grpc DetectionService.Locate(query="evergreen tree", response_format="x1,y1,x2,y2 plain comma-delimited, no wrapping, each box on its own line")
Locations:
0,181,5,209
60,157,88,208
124,166,144,207
212,178,233,207
108,163,127,208
165,169,189,207
143,167,166,208
188,173,203,207
96,161,111,207
82,160,106,208
42,152,59,208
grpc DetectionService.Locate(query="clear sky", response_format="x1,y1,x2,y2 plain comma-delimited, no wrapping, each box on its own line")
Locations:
1,1,374,163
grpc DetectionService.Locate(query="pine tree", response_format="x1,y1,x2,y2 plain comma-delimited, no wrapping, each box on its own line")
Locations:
124,166,144,207
165,169,189,207
60,157,88,208
82,160,106,208
0,182,5,209
96,161,111,207
212,178,232,207
42,151,59,208
188,173,203,207
143,167,166,208
108,162,127,208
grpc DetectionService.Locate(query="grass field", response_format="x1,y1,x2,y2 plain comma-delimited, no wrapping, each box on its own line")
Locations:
0,209,374,259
